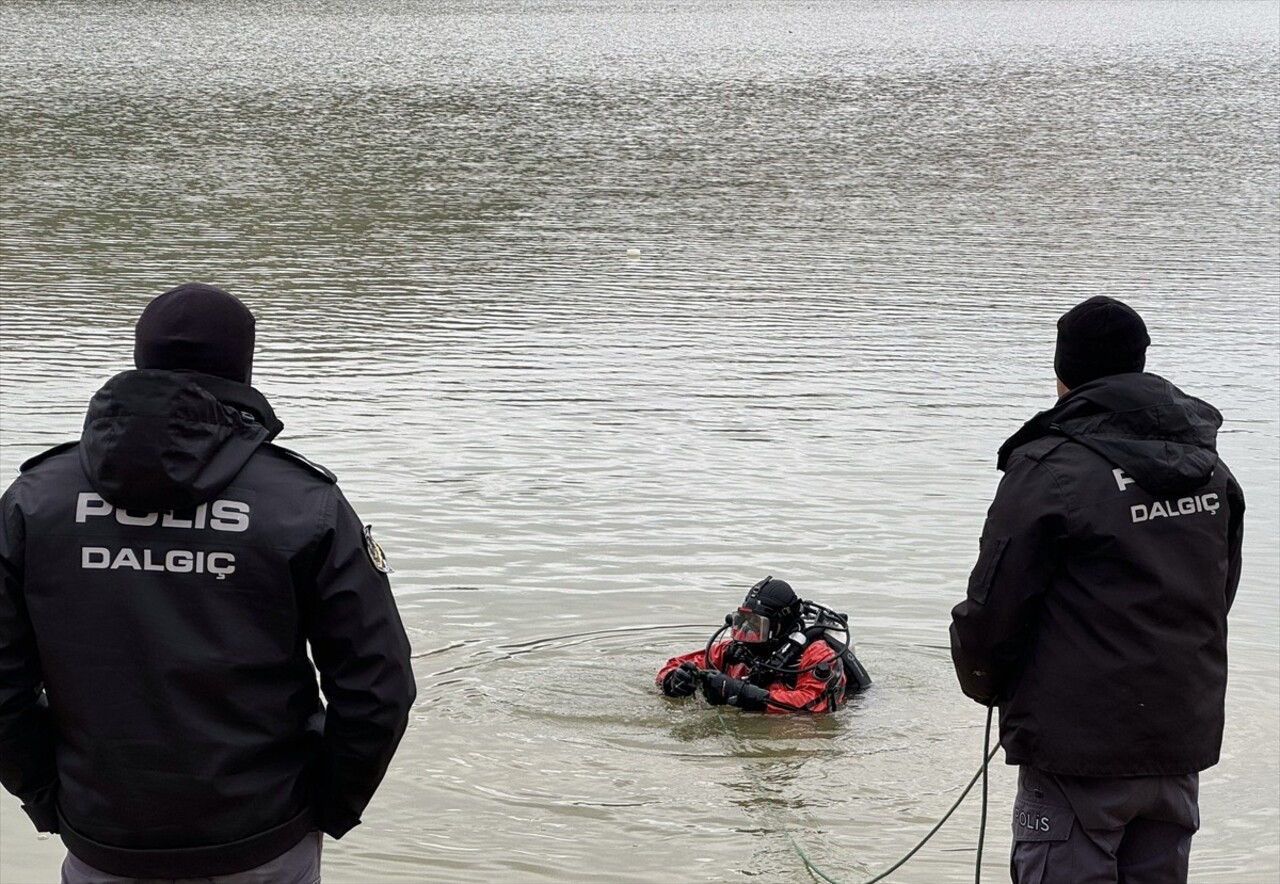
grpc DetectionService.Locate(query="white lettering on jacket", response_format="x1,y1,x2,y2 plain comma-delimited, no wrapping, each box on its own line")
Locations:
1113,469,1136,492
81,546,236,580
1131,493,1220,523
75,493,249,533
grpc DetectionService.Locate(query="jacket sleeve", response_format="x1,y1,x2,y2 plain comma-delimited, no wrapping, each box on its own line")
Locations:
656,642,727,688
1223,466,1245,613
301,485,416,839
950,454,1068,706
0,485,59,832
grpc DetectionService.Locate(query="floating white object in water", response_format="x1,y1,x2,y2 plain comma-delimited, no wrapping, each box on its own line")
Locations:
625,248,640,257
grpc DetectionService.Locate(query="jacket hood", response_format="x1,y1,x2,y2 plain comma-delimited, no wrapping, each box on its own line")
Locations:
79,369,283,511
997,372,1222,496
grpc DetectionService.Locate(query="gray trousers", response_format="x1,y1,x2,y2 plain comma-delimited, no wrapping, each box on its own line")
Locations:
1010,766,1199,884
61,831,322,884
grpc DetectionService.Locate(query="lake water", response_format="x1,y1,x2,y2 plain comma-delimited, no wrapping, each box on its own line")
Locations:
1,1,1277,882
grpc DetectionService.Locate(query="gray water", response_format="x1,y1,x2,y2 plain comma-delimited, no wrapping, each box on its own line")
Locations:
1,2,1277,882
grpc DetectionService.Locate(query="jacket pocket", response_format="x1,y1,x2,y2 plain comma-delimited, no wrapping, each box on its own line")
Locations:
1009,795,1074,884
966,536,1009,605
1011,796,1073,843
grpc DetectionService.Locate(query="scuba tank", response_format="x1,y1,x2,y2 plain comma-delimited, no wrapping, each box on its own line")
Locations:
803,602,873,694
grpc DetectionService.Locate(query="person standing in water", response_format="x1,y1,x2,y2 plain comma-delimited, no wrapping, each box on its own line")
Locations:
658,576,871,713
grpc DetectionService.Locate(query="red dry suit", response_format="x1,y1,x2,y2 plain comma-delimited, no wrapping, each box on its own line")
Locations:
656,639,847,714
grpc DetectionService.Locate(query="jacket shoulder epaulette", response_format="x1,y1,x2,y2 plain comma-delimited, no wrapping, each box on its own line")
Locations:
1020,435,1070,464
262,443,337,483
19,440,79,472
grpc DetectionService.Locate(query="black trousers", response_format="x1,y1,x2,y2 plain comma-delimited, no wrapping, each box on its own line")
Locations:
1010,766,1199,884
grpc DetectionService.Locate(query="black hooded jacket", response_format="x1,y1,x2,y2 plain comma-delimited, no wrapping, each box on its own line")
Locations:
950,373,1244,777
0,370,416,877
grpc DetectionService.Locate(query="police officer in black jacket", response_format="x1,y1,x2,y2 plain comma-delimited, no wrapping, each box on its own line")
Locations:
950,296,1245,884
0,283,416,883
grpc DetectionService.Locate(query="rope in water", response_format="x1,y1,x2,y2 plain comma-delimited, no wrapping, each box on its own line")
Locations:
712,707,844,883
713,705,999,884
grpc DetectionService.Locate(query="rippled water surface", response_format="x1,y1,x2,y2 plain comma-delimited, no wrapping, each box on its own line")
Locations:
2,2,1277,882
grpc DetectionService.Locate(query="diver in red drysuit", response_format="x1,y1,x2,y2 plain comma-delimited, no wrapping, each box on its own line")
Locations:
656,577,871,713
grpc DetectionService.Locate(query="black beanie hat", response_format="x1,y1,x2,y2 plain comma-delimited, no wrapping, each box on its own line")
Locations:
134,283,256,384
1054,296,1150,390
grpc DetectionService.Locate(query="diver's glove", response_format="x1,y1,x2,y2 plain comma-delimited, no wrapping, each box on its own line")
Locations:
702,673,770,712
662,661,701,698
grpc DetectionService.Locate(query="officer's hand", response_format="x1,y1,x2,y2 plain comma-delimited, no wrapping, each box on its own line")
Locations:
662,662,701,698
